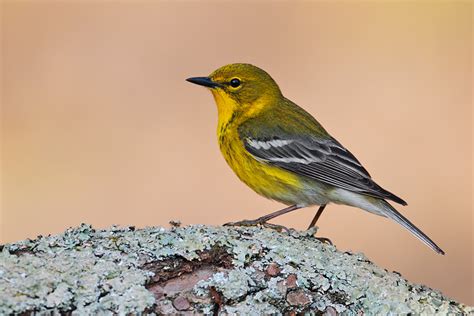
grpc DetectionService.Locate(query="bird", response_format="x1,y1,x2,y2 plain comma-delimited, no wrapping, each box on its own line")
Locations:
186,63,444,255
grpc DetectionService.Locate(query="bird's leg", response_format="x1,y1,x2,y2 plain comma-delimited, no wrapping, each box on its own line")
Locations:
306,204,332,245
307,204,326,229
224,205,301,232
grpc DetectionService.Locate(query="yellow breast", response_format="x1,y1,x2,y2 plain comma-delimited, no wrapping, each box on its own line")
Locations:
211,89,303,204
218,128,303,204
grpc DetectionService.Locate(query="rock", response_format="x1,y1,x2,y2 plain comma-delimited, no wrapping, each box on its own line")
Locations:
148,284,165,300
287,289,312,306
162,267,215,295
172,296,192,311
155,300,176,314
0,224,472,315
266,263,281,277
324,306,338,316
286,274,298,289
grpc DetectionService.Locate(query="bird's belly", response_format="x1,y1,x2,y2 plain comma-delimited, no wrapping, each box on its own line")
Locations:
218,136,329,206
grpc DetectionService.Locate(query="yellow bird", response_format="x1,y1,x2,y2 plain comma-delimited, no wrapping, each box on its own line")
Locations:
187,63,444,255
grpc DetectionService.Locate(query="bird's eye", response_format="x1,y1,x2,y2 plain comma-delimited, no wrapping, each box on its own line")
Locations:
229,78,241,88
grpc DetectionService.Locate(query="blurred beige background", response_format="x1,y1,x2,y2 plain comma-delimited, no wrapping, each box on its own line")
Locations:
1,1,472,305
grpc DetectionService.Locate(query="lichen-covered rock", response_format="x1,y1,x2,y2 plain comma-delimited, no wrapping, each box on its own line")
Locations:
0,224,472,315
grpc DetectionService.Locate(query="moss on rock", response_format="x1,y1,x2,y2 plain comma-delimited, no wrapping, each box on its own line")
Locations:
0,224,472,315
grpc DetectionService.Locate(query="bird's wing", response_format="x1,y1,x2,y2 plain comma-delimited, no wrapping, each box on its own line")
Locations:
241,132,407,205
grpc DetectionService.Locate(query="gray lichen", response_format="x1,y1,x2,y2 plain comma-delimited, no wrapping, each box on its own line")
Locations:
0,224,472,315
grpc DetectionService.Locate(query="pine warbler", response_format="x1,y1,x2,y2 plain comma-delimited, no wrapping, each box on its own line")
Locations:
187,63,444,255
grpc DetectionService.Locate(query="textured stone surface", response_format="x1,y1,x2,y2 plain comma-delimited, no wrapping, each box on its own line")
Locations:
287,289,312,306
265,262,281,277
0,224,472,315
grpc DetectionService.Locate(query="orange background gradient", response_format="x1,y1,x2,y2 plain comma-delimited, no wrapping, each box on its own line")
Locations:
1,1,472,305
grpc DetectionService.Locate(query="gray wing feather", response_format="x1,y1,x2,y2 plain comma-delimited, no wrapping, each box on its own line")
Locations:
244,136,407,205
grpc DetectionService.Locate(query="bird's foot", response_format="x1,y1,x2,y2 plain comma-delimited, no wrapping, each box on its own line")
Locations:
305,227,333,245
315,237,333,245
261,222,291,233
224,219,291,233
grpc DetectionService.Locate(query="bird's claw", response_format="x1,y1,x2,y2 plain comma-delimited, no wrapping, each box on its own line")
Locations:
304,227,333,245
224,219,291,233
261,222,291,233
224,219,261,227
315,237,333,245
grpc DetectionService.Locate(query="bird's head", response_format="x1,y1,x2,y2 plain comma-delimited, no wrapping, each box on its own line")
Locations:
187,63,282,124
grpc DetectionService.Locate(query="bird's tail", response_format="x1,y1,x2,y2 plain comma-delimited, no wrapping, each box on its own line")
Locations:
376,200,445,255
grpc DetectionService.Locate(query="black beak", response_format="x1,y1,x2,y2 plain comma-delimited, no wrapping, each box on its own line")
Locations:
186,77,222,88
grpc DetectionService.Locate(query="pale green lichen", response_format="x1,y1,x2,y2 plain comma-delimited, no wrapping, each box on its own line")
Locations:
0,223,472,314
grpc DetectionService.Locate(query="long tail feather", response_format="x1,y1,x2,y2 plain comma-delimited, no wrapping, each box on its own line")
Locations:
378,200,445,255
331,189,445,254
